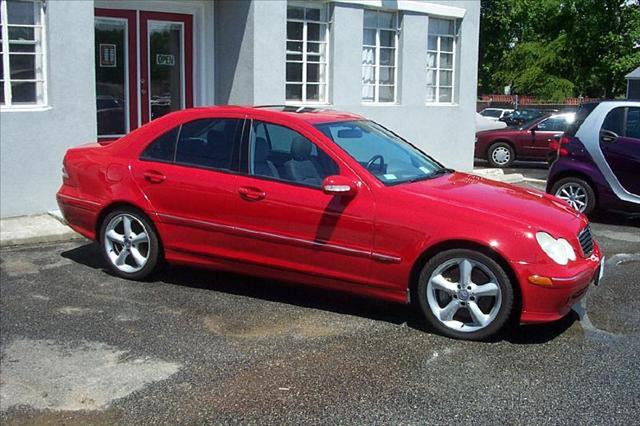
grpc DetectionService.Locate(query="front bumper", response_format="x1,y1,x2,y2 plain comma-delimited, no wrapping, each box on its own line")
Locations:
518,242,602,324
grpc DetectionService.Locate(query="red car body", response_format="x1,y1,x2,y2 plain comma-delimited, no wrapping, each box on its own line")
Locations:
58,106,601,326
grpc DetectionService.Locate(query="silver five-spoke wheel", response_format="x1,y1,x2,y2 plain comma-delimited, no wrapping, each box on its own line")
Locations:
426,257,503,333
555,182,587,212
104,213,150,273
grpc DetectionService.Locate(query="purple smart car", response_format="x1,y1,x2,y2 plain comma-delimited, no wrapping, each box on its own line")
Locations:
547,101,640,216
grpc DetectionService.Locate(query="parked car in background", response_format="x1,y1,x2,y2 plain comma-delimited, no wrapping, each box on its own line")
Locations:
500,108,558,127
475,113,575,167
547,101,640,216
475,112,507,132
479,108,514,121
57,106,602,341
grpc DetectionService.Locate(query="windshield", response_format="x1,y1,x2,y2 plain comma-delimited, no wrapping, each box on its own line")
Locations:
481,109,502,118
315,120,448,185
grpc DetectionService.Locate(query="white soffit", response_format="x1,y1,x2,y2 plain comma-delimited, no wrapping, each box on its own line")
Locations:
329,0,467,18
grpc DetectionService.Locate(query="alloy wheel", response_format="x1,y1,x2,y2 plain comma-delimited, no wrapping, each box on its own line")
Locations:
426,257,502,333
104,214,150,273
555,183,588,212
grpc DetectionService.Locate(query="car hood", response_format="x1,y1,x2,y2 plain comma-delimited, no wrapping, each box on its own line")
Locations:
396,172,585,236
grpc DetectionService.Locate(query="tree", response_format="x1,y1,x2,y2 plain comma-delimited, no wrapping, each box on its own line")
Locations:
479,0,640,99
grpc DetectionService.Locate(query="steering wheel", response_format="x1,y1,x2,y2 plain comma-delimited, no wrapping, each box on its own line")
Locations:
366,155,385,172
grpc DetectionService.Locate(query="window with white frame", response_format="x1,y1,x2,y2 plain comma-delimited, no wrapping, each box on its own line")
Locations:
286,3,328,103
426,17,457,104
0,0,47,106
362,10,398,103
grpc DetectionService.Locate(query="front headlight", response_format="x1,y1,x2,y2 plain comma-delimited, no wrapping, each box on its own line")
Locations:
535,232,576,265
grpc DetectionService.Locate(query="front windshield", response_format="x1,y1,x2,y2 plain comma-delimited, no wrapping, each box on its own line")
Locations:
316,120,448,185
481,109,502,118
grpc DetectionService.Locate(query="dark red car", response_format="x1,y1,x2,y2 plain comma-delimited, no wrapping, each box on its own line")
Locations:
58,106,602,340
475,113,575,167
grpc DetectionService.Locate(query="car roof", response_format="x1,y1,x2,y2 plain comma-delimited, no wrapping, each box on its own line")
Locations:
188,105,364,125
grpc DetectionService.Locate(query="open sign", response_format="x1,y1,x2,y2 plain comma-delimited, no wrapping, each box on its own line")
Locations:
156,54,175,66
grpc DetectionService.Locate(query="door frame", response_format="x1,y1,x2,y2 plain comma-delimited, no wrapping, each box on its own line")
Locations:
139,11,194,125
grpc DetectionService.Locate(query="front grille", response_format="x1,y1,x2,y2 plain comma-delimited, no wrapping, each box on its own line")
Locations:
578,225,594,257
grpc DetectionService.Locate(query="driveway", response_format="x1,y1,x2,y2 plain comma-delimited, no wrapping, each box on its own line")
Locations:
1,218,639,424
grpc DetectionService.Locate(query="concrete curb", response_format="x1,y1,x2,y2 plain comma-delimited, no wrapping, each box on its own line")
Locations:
471,168,525,184
0,211,83,248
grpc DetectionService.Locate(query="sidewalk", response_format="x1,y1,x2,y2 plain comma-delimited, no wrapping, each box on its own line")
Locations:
0,211,83,248
470,168,524,184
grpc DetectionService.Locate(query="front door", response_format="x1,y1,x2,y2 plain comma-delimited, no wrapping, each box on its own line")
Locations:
94,9,193,141
599,106,640,196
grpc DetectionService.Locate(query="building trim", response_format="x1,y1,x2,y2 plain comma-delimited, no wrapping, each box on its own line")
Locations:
329,0,466,18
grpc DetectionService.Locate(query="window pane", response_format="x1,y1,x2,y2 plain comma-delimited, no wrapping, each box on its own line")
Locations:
9,43,35,53
430,18,454,35
440,53,453,69
363,29,376,46
176,119,240,170
305,8,321,21
7,0,37,25
307,53,322,63
626,107,640,139
426,69,436,86
287,21,303,40
427,52,436,68
379,85,394,102
9,54,35,80
380,47,395,66
362,47,375,65
306,84,321,101
441,37,454,52
8,26,35,41
307,63,320,82
426,86,435,102
0,82,4,104
362,66,375,84
362,84,375,101
602,107,625,135
286,84,302,100
286,62,302,82
379,67,395,85
287,6,304,20
427,35,437,51
439,87,452,103
439,70,452,86
96,18,127,135
307,23,324,42
287,53,302,61
378,12,395,29
141,127,179,162
287,41,302,53
306,42,325,55
380,30,395,47
11,81,36,103
0,53,3,79
364,10,377,28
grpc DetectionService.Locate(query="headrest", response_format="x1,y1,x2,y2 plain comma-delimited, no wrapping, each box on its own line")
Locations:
254,137,270,162
290,136,313,161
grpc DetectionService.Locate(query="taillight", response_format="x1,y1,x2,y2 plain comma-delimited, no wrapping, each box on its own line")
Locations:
558,136,570,156
62,165,69,180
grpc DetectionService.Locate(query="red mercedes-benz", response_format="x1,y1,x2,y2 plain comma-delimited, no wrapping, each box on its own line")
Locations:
57,106,603,340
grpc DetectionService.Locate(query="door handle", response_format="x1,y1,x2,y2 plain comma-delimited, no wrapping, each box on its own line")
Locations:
238,186,266,201
143,170,166,183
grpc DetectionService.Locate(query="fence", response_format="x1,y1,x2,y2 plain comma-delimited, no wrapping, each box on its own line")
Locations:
477,94,601,112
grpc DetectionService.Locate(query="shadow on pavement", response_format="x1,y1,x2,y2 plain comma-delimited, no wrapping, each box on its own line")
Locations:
62,242,576,345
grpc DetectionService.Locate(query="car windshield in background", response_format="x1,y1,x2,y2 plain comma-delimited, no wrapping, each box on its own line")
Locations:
481,109,502,118
316,120,446,185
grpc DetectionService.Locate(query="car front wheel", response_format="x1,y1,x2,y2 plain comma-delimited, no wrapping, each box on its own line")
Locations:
487,142,514,168
551,177,596,216
417,249,514,341
100,208,161,280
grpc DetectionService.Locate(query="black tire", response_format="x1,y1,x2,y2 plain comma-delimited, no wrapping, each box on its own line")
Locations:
551,177,596,216
416,249,514,341
99,207,161,280
487,142,515,168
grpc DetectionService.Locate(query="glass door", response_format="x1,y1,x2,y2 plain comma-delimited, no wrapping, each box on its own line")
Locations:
140,11,193,124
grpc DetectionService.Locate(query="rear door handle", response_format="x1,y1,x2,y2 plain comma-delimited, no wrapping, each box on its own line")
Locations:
143,170,166,183
238,186,266,201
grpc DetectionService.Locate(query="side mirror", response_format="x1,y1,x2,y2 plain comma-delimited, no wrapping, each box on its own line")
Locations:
322,175,358,197
600,129,618,144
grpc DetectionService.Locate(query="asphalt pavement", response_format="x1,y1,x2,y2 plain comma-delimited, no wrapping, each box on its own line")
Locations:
1,168,639,425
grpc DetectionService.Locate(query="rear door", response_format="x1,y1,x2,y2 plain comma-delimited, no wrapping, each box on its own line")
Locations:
600,106,640,196
131,115,245,258
530,116,568,158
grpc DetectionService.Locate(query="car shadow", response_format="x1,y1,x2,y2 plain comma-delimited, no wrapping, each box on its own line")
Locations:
590,211,640,228
62,242,577,345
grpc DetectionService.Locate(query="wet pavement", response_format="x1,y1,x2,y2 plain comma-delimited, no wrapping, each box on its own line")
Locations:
1,211,639,424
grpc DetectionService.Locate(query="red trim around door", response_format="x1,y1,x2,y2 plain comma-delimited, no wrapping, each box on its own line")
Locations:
95,8,138,136
139,11,193,125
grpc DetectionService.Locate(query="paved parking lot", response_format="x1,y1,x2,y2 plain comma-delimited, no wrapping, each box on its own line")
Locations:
1,171,639,424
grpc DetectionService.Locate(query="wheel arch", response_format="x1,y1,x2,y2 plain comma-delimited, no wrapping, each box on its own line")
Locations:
95,202,164,253
548,171,599,206
487,139,516,156
408,239,522,320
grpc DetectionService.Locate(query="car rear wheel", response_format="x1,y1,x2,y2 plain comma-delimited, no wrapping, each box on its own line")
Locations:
100,208,160,280
417,249,514,341
551,177,596,216
487,142,514,168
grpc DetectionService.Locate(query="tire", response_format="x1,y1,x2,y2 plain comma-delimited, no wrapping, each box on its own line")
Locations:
487,142,515,168
416,249,514,341
551,177,596,216
99,207,161,280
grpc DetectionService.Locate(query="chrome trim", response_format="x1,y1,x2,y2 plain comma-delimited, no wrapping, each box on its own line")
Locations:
157,212,402,263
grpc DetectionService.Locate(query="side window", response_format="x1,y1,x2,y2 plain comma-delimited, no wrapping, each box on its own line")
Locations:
249,121,339,187
602,107,625,136
537,117,567,132
624,107,640,140
140,127,179,162
175,118,241,170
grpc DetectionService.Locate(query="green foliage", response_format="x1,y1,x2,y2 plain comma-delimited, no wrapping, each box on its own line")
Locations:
479,0,640,99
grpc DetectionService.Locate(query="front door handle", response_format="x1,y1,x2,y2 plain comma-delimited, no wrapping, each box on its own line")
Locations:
238,186,266,201
143,170,166,183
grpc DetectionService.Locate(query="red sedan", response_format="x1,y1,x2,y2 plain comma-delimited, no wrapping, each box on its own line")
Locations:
475,113,575,167
57,106,602,340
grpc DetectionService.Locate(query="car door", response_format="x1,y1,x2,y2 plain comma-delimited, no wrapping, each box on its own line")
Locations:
529,116,567,159
599,106,640,196
131,115,246,259
232,116,376,287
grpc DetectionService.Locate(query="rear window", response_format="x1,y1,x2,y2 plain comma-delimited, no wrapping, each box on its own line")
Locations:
564,102,599,136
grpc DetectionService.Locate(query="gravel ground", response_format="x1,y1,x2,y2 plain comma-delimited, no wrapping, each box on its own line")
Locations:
1,199,639,424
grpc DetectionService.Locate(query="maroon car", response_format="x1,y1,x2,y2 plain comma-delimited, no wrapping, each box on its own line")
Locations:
475,113,575,167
